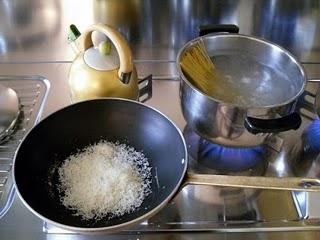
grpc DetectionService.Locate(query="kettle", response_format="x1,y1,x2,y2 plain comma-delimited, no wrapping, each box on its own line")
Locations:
68,23,151,103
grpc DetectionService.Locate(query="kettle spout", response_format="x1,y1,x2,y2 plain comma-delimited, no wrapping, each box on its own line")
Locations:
67,24,81,55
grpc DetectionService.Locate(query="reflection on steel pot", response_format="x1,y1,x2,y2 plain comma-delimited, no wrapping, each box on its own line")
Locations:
177,25,306,147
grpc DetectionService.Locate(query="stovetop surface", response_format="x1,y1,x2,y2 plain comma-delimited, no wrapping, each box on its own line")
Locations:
0,62,319,239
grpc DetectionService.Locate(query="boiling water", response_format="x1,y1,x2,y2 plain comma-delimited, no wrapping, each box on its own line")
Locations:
210,53,297,106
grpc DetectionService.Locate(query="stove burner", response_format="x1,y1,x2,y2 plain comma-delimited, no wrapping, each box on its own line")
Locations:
303,119,320,153
183,126,268,175
290,119,320,177
198,139,266,172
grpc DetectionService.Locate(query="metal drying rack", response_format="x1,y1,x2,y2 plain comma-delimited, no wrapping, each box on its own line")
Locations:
0,75,49,218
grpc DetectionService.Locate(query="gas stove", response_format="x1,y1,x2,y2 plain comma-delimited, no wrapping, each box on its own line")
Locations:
43,73,320,234
0,63,319,238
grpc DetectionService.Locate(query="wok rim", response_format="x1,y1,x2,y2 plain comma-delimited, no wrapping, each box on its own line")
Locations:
13,97,188,233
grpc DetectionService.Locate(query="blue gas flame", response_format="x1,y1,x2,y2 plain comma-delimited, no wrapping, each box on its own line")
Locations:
303,119,320,153
198,139,266,172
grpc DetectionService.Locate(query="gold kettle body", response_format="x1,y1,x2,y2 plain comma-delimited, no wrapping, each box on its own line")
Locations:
68,24,139,103
69,53,138,102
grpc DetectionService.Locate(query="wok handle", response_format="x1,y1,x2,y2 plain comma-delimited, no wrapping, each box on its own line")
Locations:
184,173,320,192
307,79,320,83
138,74,153,103
199,24,239,36
244,112,302,134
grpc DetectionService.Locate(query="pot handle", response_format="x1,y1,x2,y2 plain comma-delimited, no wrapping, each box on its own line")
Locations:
184,173,320,192
138,75,153,103
244,112,302,134
199,24,239,36
80,23,133,84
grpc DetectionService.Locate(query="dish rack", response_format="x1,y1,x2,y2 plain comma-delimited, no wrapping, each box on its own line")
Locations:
0,75,49,218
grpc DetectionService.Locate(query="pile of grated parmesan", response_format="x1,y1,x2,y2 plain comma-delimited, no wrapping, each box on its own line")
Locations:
57,140,152,220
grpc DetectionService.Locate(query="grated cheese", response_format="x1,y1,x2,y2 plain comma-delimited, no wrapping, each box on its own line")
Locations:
57,140,152,220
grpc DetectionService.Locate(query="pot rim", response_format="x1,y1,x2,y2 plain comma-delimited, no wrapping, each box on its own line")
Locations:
176,33,307,109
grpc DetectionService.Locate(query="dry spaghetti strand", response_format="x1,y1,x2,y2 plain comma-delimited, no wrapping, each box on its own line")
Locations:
180,40,239,102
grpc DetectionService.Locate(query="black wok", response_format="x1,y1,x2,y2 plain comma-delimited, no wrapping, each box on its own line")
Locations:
13,98,187,233
13,98,320,233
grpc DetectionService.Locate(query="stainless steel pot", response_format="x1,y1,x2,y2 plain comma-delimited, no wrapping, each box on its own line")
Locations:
177,29,306,147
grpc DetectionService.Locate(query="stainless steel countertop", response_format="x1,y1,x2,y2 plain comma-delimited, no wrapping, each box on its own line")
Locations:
0,0,320,63
1,0,320,238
